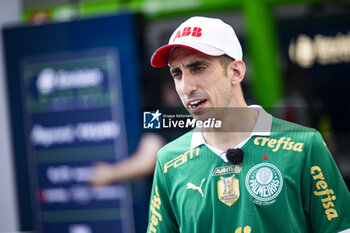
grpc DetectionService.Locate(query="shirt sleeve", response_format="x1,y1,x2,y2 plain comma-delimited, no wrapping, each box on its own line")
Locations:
147,156,179,233
302,130,350,233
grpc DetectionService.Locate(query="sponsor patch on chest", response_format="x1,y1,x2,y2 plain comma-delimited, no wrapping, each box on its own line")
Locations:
212,164,242,176
254,136,304,152
217,174,240,206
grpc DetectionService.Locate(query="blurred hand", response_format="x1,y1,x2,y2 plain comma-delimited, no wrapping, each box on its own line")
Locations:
90,133,165,186
90,162,119,186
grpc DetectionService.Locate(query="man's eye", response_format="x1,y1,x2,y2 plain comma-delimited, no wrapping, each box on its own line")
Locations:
172,72,181,79
192,66,205,72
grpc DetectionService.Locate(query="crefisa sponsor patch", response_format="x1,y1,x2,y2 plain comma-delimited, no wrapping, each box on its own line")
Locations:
245,163,283,205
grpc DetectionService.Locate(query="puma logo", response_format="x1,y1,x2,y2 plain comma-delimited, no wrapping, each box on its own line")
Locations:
187,178,205,197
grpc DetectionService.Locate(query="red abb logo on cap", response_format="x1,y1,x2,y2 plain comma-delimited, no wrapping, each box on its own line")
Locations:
173,27,202,42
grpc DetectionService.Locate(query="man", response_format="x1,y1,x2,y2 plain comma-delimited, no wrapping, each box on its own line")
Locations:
147,16,350,233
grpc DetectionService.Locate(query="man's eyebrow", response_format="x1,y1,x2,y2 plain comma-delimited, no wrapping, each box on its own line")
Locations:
170,60,209,74
170,67,181,75
185,60,209,68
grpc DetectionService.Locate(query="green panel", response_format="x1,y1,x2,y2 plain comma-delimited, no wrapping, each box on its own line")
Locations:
129,0,241,20
266,0,328,4
243,1,284,107
22,0,345,22
78,1,120,17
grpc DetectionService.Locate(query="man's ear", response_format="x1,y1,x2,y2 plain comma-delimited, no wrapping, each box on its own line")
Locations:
227,60,246,85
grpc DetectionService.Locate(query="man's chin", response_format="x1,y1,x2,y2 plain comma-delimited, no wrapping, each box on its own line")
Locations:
189,109,211,121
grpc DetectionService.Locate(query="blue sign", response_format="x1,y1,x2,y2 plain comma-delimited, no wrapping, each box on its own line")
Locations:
20,48,134,233
4,13,145,233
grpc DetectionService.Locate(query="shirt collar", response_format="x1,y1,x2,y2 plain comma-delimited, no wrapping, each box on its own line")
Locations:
190,105,272,149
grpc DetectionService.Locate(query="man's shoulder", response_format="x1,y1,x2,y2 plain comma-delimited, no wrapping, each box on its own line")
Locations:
260,116,323,155
271,116,316,135
157,130,194,161
270,116,321,144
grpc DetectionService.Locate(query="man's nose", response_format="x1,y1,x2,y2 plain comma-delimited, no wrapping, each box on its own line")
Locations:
181,72,197,95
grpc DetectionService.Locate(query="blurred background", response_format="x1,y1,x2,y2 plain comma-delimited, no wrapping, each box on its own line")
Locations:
0,0,349,232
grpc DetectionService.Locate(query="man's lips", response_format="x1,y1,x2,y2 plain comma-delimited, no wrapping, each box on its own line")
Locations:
187,99,207,113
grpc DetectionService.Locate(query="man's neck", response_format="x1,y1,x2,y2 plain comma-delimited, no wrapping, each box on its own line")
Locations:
202,107,258,151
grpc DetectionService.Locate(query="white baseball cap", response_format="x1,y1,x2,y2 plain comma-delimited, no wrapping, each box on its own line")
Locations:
150,16,243,68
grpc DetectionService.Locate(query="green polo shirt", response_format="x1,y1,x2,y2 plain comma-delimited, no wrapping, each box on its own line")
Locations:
147,106,350,233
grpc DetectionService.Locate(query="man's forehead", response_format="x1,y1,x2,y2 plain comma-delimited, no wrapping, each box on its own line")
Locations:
169,47,213,67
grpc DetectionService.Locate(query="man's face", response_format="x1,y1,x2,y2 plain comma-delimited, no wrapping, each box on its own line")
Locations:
169,47,234,120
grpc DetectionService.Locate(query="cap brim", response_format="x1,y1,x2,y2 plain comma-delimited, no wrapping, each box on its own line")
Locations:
150,42,225,68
